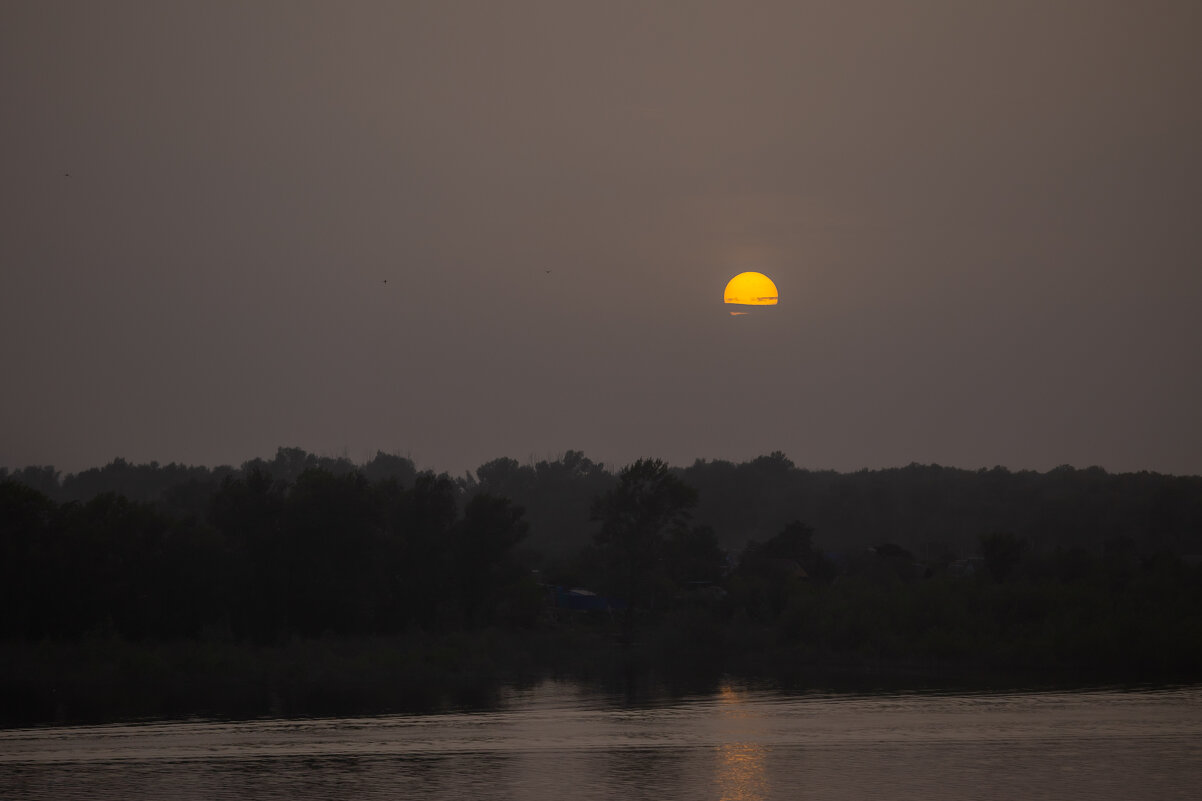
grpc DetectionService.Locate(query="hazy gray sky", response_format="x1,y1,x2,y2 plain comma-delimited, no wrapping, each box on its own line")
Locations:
3,1,1201,476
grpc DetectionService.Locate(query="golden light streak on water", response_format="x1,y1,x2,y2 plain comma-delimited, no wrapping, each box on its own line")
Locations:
717,742,770,801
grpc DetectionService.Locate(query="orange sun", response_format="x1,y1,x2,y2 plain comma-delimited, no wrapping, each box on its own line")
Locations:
724,272,778,315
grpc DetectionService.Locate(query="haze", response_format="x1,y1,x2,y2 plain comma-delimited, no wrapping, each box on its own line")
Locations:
3,1,1200,476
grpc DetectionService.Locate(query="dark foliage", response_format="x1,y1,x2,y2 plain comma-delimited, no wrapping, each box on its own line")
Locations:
591,459,698,633
1,465,532,645
4,449,1202,724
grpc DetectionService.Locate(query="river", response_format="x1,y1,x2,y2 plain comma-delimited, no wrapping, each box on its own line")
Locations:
2,682,1199,800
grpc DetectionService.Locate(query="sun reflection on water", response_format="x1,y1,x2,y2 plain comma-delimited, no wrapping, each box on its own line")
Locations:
717,742,769,801
715,684,770,800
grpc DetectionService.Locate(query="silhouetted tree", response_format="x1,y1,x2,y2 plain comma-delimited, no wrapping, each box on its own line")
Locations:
361,450,418,487
734,521,830,620
384,472,460,630
2,466,61,500
473,457,536,501
591,459,697,638
467,451,613,562
451,493,530,627
767,521,835,581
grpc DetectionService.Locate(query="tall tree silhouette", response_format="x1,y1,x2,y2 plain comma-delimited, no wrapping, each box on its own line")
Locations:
451,493,530,627
591,459,697,639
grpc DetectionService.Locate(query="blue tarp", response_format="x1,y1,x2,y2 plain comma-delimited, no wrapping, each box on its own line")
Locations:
552,587,626,612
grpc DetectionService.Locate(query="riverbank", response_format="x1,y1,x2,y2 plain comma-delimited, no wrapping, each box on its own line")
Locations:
4,620,1194,727
0,629,564,726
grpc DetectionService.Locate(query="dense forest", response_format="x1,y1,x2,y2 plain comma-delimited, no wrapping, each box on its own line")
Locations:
3,448,1201,724
6,447,1202,560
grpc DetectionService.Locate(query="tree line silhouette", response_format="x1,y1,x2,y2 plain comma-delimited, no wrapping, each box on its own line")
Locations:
2,467,539,642
8,448,1202,562
3,446,1202,721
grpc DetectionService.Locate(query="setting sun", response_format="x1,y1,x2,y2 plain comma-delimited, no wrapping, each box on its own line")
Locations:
724,271,778,315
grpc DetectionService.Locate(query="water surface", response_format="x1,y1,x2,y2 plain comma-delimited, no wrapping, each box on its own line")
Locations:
3,682,1199,800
